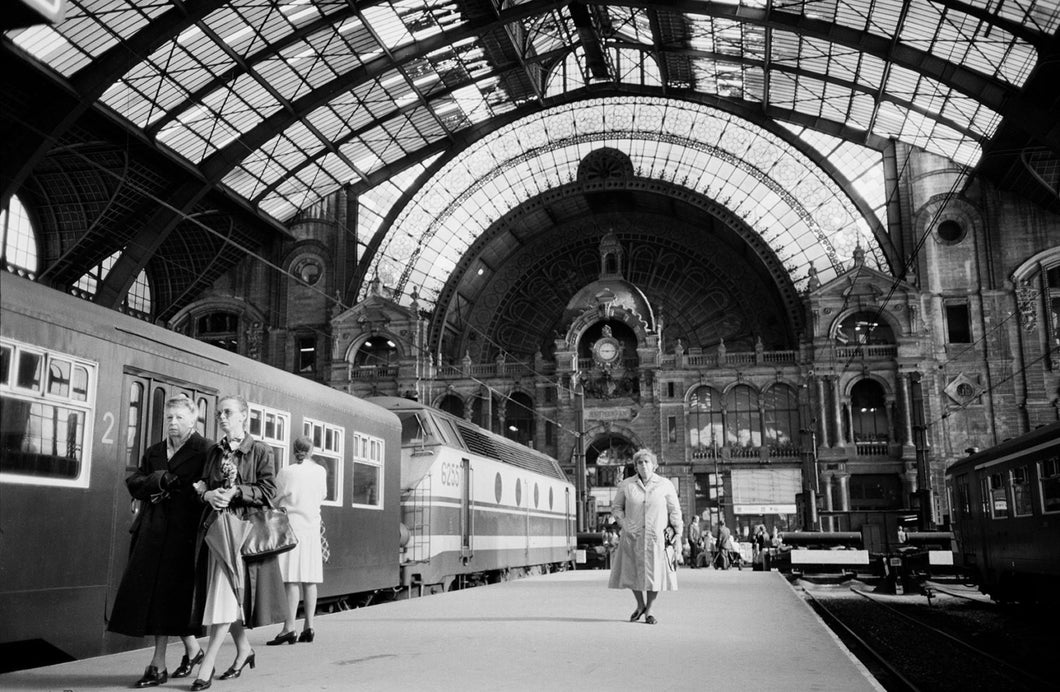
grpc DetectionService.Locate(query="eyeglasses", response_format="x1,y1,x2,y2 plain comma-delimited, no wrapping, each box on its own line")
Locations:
216,408,240,419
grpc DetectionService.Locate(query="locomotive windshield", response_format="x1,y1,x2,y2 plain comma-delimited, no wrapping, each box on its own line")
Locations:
397,411,436,446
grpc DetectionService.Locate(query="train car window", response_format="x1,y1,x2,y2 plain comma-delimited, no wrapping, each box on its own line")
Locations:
0,343,11,385
1039,456,1060,513
248,402,289,468
149,387,166,446
1010,466,1033,516
433,416,461,447
125,382,145,467
72,365,89,401
1,339,96,488
47,359,71,397
954,475,971,518
196,397,209,436
303,419,343,506
14,349,43,391
351,432,384,509
988,472,1010,518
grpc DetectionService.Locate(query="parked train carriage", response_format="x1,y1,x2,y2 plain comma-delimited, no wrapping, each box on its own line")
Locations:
371,397,575,592
0,274,401,667
945,421,1060,603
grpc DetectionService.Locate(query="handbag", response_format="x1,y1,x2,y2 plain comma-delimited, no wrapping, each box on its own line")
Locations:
320,518,331,564
241,501,298,559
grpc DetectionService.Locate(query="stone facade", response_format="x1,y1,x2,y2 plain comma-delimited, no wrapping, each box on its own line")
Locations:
170,149,1060,537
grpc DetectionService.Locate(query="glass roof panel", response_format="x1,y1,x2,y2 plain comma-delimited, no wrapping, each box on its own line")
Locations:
5,0,1053,231
365,96,886,309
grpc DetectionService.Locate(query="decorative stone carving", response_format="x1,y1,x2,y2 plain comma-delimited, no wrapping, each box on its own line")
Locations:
1016,279,1038,332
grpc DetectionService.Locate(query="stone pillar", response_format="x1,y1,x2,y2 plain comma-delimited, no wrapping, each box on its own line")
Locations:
820,474,835,531
884,397,895,445
834,473,850,512
816,377,830,448
832,377,847,445
899,372,913,446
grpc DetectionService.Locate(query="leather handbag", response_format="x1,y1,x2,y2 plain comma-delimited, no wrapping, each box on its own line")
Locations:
241,503,298,559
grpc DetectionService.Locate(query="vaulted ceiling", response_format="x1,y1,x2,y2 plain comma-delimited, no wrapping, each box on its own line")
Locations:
2,0,1058,322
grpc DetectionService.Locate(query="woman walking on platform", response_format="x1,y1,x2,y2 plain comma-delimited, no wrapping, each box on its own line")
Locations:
189,395,286,690
608,448,683,625
267,435,327,646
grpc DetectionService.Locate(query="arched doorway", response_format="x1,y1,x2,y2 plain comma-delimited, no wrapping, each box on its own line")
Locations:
585,434,636,489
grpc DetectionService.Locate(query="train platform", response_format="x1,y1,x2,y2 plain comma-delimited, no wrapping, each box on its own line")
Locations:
0,569,881,691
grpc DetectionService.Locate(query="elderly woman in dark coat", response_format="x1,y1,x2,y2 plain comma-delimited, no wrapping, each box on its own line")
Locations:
188,394,286,690
107,395,210,688
608,448,683,625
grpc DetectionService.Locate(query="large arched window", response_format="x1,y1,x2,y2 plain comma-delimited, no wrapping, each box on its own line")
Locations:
353,336,398,367
851,379,889,442
833,310,896,345
763,384,800,448
689,386,723,454
725,385,761,449
1,194,38,276
436,394,464,418
196,312,240,352
585,434,635,488
504,392,535,447
73,250,152,316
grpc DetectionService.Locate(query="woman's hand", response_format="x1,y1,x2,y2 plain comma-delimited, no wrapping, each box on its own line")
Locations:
204,487,232,510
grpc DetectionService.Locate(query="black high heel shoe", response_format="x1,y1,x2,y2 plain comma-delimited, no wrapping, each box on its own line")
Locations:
172,649,204,678
298,628,315,643
190,668,214,691
266,630,297,646
219,652,255,680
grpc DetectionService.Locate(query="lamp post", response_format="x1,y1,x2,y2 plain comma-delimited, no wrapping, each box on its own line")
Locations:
574,384,587,533
711,431,722,527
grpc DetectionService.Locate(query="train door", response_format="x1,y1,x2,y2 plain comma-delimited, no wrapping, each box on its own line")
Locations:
105,371,217,622
460,457,472,559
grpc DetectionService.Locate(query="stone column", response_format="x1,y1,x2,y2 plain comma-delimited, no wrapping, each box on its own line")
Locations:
816,377,830,448
834,473,850,512
832,377,847,445
899,372,913,446
820,474,835,531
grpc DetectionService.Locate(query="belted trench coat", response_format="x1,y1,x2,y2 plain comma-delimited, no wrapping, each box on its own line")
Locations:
608,474,683,591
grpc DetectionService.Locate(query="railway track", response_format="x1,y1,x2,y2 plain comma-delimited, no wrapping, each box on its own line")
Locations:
798,581,1056,692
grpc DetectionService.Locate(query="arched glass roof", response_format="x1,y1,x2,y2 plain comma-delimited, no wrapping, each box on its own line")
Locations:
364,96,887,310
7,0,1057,227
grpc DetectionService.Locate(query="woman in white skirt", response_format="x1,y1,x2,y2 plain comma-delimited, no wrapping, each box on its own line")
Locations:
266,435,327,645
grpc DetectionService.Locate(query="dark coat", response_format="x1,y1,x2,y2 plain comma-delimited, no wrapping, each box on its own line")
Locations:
190,436,286,629
107,433,211,637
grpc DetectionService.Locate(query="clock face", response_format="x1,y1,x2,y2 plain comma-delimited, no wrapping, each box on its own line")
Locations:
593,338,620,363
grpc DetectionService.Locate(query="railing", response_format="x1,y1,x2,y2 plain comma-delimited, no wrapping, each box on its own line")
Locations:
835,344,897,359
349,364,399,380
855,440,890,456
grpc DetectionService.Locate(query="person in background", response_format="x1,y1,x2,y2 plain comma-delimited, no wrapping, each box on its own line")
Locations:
189,395,286,691
686,518,702,568
752,524,770,571
108,395,210,688
713,519,734,569
608,449,683,625
267,435,327,646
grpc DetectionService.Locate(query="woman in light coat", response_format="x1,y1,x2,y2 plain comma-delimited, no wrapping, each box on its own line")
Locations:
608,448,683,625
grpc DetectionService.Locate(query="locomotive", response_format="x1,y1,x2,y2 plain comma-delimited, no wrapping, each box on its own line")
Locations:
0,273,574,670
945,422,1060,604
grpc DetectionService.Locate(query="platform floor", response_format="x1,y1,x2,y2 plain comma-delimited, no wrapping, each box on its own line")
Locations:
1,568,881,691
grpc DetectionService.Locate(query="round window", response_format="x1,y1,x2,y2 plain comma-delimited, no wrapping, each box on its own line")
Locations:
936,219,965,244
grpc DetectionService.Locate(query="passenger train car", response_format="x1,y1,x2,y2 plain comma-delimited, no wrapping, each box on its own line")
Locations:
945,422,1060,603
372,397,575,593
0,273,576,670
0,273,402,667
